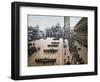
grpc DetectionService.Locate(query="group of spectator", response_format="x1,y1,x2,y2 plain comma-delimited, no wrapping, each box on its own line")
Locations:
28,43,40,56
64,38,85,65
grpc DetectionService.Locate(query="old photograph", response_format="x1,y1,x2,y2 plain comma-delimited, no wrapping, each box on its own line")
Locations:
28,15,88,66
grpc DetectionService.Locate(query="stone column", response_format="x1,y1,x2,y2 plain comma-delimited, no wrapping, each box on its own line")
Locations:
64,16,70,39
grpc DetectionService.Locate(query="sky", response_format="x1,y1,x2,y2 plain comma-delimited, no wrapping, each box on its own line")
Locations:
28,15,82,31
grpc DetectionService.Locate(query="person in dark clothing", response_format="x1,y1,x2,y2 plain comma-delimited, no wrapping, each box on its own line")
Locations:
80,57,84,64
66,56,71,65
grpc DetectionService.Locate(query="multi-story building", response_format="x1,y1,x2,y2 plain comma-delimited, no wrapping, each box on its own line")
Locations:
73,17,88,48
28,25,44,41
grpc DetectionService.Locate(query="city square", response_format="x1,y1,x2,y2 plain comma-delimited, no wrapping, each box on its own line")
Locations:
28,16,88,66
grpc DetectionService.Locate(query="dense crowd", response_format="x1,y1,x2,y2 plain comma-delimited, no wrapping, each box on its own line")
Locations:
35,58,56,65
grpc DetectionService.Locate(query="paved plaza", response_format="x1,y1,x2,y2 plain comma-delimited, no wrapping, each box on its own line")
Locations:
28,37,87,66
28,38,72,66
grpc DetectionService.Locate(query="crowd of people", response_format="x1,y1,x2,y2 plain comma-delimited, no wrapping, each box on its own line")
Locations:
35,58,56,65
64,56,84,65
28,43,40,56
64,38,85,65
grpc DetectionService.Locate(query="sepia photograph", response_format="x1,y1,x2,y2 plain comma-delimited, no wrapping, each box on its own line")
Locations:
28,15,88,66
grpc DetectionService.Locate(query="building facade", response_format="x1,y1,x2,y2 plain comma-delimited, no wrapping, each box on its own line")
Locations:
73,17,88,48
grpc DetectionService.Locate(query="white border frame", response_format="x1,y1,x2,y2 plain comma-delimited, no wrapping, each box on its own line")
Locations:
20,6,95,76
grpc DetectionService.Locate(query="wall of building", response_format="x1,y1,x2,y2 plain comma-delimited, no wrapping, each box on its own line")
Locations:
73,17,88,47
